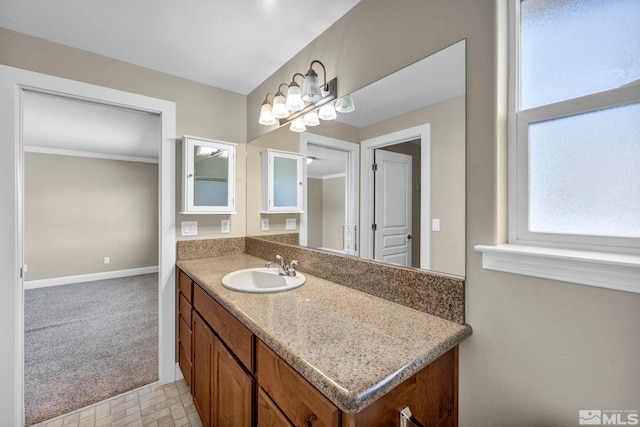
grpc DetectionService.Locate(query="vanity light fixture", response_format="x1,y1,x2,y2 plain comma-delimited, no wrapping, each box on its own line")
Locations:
258,59,348,132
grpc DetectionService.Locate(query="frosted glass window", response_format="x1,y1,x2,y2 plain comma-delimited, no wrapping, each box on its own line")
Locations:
529,102,640,237
273,157,298,207
520,0,640,109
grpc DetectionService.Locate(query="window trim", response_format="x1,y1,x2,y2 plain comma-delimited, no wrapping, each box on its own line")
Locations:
477,0,640,293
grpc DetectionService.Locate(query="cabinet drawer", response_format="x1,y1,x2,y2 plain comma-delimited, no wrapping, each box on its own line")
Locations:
257,340,340,427
179,293,192,325
193,284,254,371
178,269,193,302
179,315,192,361
258,387,294,427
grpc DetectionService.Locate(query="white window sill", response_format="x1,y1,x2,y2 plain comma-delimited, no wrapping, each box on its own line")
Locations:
474,244,640,294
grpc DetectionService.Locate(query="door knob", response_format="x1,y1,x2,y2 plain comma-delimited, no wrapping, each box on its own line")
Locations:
407,234,413,240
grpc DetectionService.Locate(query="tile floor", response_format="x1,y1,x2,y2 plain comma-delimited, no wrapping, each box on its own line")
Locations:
31,379,203,427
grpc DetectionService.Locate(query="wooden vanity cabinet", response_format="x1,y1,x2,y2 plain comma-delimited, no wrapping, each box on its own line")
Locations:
191,282,255,427
177,270,194,388
177,268,458,427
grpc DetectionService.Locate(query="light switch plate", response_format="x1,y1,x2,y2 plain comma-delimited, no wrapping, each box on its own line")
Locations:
285,218,297,230
220,219,230,234
181,221,198,236
261,218,269,231
432,219,441,232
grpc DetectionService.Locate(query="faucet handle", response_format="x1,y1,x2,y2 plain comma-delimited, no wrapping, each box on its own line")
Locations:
276,254,285,266
288,260,298,276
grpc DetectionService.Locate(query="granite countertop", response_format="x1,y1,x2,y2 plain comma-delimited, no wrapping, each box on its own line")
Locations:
177,253,472,414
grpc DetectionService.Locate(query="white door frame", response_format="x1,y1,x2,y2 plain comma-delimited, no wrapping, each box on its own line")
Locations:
360,124,431,269
0,65,177,426
299,132,359,254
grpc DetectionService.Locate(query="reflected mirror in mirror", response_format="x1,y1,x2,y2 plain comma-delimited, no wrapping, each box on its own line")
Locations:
194,144,229,207
247,40,466,277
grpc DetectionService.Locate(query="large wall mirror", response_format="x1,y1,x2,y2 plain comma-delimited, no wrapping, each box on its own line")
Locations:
246,40,466,277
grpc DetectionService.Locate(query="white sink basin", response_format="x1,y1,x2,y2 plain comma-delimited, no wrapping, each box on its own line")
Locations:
221,268,306,293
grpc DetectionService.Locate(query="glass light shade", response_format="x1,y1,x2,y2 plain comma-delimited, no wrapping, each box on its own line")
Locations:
272,93,290,119
301,71,321,103
303,110,320,127
258,103,276,125
335,94,355,113
318,102,337,120
289,117,306,132
286,84,305,111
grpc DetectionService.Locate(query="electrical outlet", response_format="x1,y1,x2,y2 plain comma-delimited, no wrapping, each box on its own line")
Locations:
432,219,441,232
103,256,110,264
286,218,297,230
220,219,230,234
181,221,198,236
261,218,269,231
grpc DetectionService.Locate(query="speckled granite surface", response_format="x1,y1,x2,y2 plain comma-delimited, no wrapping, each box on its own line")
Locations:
176,253,472,414
177,237,245,260
254,233,299,245
246,237,466,324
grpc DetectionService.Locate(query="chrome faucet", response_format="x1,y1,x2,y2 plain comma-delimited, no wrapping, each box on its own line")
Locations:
265,255,298,277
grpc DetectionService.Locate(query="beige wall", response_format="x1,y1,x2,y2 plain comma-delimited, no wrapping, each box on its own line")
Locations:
24,153,158,280
322,176,346,251
247,1,640,425
0,27,247,241
307,178,323,247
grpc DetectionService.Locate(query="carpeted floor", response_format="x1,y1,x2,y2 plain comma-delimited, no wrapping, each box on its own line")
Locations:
24,274,159,426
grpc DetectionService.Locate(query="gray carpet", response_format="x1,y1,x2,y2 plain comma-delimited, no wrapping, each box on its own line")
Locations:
24,274,159,425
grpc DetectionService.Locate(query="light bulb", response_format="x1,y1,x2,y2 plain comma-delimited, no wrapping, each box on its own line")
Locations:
303,110,320,127
286,84,305,111
318,102,337,120
289,117,306,132
335,94,355,113
272,93,289,119
258,102,276,125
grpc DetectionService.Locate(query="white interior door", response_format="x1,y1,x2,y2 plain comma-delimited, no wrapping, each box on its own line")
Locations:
374,149,412,266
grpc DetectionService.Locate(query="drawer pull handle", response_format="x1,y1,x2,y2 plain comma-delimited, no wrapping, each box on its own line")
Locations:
306,414,318,426
400,406,426,427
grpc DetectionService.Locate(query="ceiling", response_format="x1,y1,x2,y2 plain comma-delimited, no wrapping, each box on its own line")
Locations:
0,0,360,95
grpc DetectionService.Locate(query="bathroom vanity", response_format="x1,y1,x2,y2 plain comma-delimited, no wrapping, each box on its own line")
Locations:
176,252,471,427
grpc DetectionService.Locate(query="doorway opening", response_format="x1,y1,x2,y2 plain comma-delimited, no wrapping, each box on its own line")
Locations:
299,133,359,256
0,64,177,426
361,124,431,269
22,91,162,424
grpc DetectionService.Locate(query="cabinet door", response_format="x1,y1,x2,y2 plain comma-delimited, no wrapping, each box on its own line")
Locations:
213,337,253,427
258,387,294,427
192,312,214,427
182,136,237,214
262,149,304,213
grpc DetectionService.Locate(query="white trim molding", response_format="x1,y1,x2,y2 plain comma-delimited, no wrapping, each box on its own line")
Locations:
24,266,159,290
475,244,640,294
24,145,159,164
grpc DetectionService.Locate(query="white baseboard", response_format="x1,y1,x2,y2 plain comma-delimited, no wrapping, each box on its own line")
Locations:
24,266,159,290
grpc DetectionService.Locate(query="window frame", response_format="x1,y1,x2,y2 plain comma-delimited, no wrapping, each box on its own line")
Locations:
508,0,640,254
475,0,640,295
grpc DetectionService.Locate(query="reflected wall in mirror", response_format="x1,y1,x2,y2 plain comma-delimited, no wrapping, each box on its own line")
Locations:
247,40,466,277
